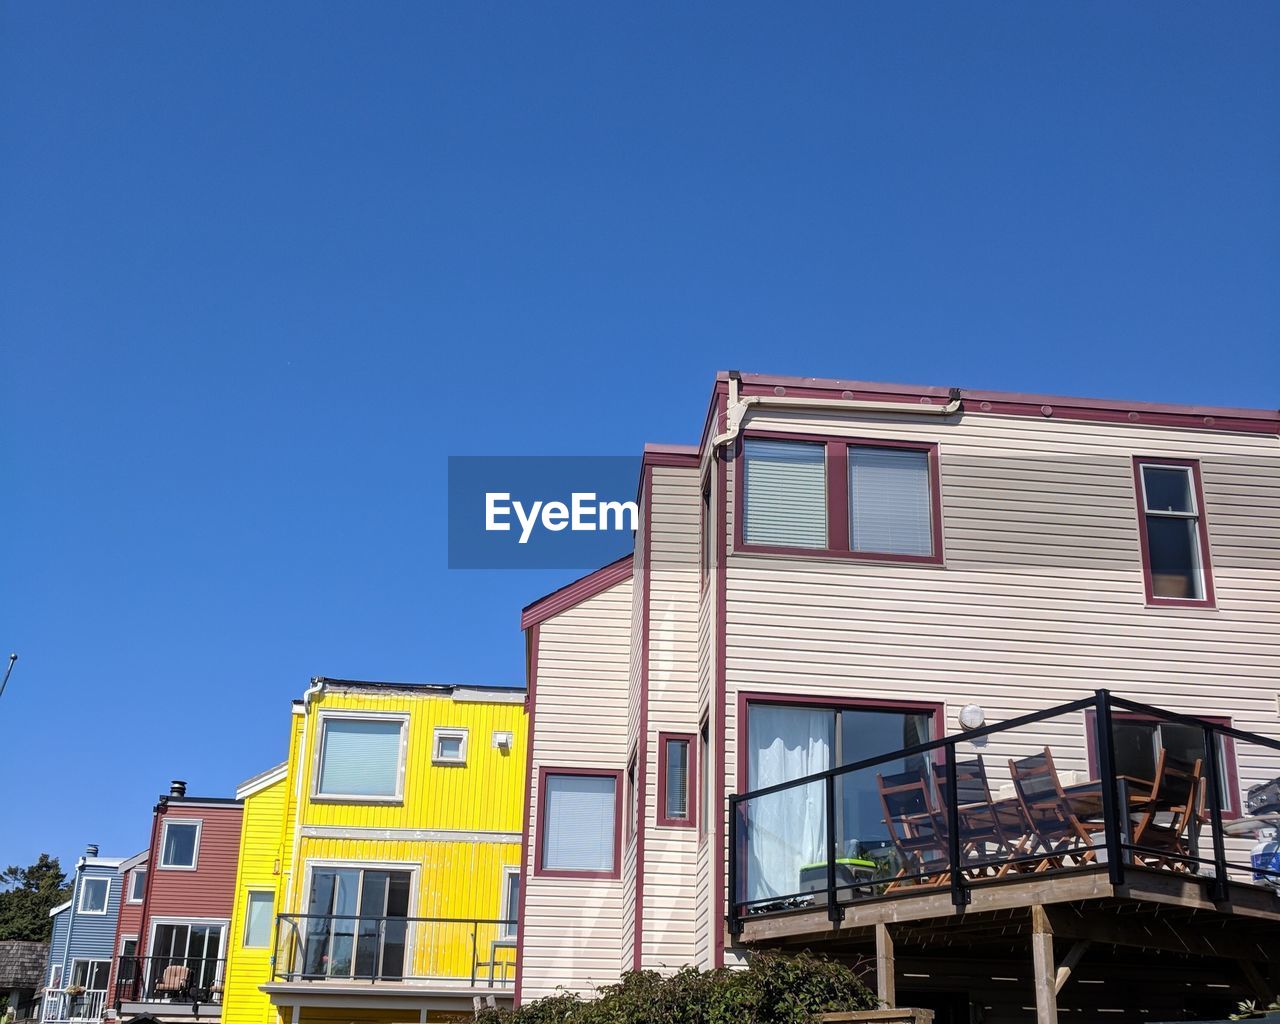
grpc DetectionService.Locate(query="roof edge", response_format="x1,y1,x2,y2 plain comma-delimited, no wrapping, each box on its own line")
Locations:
521,553,635,630
236,761,289,800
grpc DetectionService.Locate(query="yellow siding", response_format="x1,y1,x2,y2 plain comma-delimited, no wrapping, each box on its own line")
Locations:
223,772,289,1024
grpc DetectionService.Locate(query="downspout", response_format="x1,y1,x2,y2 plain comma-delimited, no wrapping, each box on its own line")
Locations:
710,373,964,450
281,678,326,927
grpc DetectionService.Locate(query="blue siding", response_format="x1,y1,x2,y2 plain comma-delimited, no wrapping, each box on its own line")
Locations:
48,861,125,985
46,910,70,986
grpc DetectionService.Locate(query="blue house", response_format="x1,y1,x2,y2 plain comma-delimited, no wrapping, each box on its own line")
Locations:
42,847,127,1024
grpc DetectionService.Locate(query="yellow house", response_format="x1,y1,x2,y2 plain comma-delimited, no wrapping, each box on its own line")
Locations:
221,677,527,1024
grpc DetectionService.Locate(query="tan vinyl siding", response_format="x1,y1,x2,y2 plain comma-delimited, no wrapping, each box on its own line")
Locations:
522,578,633,1001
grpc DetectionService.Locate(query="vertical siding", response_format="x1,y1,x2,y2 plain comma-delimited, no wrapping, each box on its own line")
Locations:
521,579,633,1001
640,466,701,970
222,776,289,1024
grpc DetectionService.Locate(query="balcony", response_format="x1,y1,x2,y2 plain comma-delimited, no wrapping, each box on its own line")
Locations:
114,956,225,1019
41,989,106,1024
728,691,1280,1019
269,915,517,1001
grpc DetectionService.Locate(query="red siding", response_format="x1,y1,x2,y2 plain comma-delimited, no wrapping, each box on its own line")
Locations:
140,802,243,954
107,861,147,1006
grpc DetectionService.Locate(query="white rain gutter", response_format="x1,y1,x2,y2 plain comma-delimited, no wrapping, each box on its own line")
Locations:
282,677,327,920
710,374,963,450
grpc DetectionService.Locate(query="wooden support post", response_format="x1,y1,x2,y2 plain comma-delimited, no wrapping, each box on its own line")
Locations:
1030,905,1058,1024
875,922,896,1009
1054,940,1091,995
1240,960,1274,1007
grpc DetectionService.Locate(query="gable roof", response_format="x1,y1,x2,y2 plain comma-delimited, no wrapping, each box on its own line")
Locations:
521,553,635,630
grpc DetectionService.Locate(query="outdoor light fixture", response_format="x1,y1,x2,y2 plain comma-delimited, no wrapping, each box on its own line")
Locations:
492,730,513,751
958,704,986,731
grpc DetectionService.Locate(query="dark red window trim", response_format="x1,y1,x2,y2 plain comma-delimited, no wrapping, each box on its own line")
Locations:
699,468,713,586
625,750,638,841
735,692,945,794
697,712,711,847
1084,709,1240,819
656,732,697,829
1131,456,1216,609
733,430,944,565
533,766,624,880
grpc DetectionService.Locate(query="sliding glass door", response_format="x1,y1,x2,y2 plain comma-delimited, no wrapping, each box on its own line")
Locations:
302,867,411,980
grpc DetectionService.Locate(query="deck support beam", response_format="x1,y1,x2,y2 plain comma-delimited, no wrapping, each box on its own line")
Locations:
1030,905,1058,1024
874,922,895,1008
1053,940,1091,995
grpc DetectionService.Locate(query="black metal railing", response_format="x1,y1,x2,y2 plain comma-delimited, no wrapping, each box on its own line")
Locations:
273,915,517,988
115,955,226,1006
726,689,1280,932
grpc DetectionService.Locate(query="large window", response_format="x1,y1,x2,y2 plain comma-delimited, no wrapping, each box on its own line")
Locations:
537,770,620,877
78,878,109,914
243,891,274,948
743,697,938,901
657,733,695,828
69,960,109,992
740,435,941,562
159,821,200,869
303,867,412,979
151,922,225,992
315,714,407,800
1134,458,1214,606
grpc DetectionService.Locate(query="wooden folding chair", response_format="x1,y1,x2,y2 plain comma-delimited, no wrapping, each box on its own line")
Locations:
1130,751,1204,872
932,756,1018,877
877,768,950,889
1009,748,1105,871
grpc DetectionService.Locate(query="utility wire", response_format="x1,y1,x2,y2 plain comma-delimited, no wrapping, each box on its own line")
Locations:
0,653,17,701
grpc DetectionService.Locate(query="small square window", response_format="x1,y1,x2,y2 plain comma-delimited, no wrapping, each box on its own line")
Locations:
433,727,468,765
160,821,200,869
78,878,109,914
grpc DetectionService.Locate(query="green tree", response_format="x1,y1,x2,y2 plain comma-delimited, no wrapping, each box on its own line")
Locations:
0,854,71,942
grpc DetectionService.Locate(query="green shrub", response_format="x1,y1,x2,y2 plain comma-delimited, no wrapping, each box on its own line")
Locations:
480,950,877,1024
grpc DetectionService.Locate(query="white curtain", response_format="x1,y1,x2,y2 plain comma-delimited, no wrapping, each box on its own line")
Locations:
746,707,833,902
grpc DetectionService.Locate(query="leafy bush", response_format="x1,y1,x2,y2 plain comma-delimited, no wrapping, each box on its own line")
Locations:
480,950,877,1024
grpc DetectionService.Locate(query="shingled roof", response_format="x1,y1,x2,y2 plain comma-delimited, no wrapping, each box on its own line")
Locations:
0,941,48,989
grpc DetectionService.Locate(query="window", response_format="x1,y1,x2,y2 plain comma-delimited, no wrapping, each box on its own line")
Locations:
127,868,147,903
743,439,827,548
432,727,468,766
657,733,696,828
500,867,520,937
303,867,411,979
315,714,407,799
243,891,274,948
151,923,225,992
537,770,620,877
699,718,711,841
118,938,138,984
739,434,942,562
701,473,714,580
78,878,109,914
743,697,938,901
625,754,638,840
1134,458,1214,605
1087,712,1240,817
69,960,109,991
159,821,200,869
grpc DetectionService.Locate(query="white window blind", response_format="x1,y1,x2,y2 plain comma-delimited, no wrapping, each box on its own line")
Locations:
665,739,690,819
541,774,616,871
848,447,932,556
743,439,827,548
243,891,274,948
318,718,403,797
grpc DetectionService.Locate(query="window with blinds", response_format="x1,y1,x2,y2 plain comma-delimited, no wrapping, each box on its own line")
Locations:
316,716,405,799
848,447,933,557
743,439,827,548
661,736,692,824
540,772,618,874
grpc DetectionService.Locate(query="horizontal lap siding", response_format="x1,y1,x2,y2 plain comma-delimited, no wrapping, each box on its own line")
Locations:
722,411,1280,906
642,467,701,970
621,494,645,973
66,863,123,963
146,804,243,936
522,579,632,1001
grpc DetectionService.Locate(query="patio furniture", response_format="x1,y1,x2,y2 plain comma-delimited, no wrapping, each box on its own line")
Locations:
877,768,950,889
932,756,1019,877
1009,748,1106,871
154,965,191,1000
1129,750,1205,871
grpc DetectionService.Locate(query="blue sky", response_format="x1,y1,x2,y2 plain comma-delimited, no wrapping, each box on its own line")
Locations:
2,3,1276,873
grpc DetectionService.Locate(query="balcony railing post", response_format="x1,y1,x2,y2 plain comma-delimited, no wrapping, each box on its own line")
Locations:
1093,689,1125,886
825,773,842,926
1203,723,1229,902
944,741,969,907
726,795,742,936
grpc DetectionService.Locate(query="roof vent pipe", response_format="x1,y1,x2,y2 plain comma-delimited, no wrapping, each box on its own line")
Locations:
85,844,99,857
170,780,187,798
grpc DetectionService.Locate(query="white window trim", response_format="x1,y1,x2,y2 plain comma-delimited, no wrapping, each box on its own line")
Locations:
159,819,202,871
311,710,410,803
69,958,111,991
499,866,520,937
78,877,110,915
1139,463,1207,602
432,727,469,766
145,917,230,989
241,890,275,949
300,859,420,970
119,934,138,956
127,868,147,903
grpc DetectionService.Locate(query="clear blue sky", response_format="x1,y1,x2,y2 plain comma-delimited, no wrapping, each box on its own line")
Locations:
2,3,1276,873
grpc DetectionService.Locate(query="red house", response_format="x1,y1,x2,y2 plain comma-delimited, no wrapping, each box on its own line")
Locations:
113,781,243,1022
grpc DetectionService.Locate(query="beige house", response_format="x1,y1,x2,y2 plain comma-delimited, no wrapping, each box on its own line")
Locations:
514,371,1280,1024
